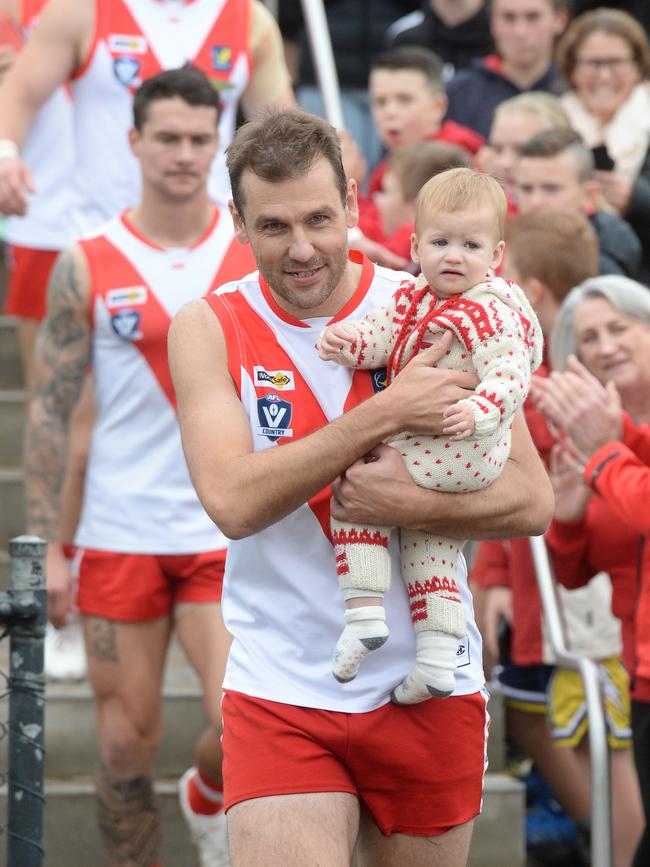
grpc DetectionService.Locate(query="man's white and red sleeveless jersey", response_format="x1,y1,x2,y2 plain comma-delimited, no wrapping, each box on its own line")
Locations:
75,207,254,553
5,0,76,250
205,252,485,712
69,0,250,233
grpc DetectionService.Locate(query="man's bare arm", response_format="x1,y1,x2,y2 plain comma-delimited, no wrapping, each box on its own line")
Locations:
0,0,91,213
169,303,476,540
241,0,295,117
331,413,555,539
25,245,91,541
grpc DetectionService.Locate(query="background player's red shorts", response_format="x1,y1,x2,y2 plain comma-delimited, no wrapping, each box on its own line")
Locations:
4,245,59,319
222,688,489,836
77,548,226,621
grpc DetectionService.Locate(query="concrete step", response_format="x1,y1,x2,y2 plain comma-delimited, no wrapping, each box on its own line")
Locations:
0,467,24,550
45,685,205,779
470,774,526,867
486,689,505,773
0,315,22,390
0,773,524,867
0,779,200,867
0,389,26,467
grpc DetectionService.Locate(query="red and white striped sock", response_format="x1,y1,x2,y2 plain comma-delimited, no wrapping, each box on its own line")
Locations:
186,768,224,816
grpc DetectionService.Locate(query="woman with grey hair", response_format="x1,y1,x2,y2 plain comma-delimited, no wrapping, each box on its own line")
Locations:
534,273,650,867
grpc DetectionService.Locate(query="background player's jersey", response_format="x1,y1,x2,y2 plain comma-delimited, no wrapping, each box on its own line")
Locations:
75,208,254,553
206,253,485,712
4,0,76,250
70,0,250,232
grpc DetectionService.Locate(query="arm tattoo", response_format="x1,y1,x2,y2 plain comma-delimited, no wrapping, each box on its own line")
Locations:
24,248,92,540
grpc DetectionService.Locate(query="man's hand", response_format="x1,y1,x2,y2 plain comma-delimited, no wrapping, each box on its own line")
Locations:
594,170,633,214
382,331,479,434
331,443,413,526
318,322,357,361
532,355,623,458
348,230,409,270
479,585,512,678
0,154,33,215
548,444,591,522
46,543,75,629
442,400,476,440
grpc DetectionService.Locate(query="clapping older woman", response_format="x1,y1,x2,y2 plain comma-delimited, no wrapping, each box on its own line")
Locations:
557,9,650,281
534,274,650,867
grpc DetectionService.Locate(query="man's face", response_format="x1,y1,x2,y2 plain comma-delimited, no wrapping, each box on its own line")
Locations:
370,68,447,151
129,97,219,201
229,158,359,318
491,0,566,71
486,110,549,196
515,152,588,214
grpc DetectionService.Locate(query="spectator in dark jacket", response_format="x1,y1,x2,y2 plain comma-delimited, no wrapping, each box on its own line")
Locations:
515,127,642,279
445,0,569,138
386,0,493,82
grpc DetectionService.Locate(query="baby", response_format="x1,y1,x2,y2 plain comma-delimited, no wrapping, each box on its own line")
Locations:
319,167,543,704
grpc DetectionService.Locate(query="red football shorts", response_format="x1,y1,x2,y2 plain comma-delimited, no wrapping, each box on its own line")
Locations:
221,688,489,836
4,245,59,320
76,548,226,621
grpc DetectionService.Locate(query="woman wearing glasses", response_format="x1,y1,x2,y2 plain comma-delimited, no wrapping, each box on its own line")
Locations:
557,8,650,282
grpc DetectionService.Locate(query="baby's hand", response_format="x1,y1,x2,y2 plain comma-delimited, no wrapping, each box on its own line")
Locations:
442,402,476,441
318,323,357,360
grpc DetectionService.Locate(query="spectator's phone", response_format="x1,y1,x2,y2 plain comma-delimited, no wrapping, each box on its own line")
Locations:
591,144,615,172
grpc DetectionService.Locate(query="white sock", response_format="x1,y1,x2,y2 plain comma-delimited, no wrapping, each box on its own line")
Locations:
332,606,389,683
391,631,459,705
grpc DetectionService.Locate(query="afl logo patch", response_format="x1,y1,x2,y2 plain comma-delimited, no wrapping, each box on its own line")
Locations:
257,393,293,441
253,367,295,391
113,55,141,87
111,309,142,341
371,368,388,392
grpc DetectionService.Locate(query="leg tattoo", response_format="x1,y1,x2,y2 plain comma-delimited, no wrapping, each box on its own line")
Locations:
85,617,119,663
95,762,160,866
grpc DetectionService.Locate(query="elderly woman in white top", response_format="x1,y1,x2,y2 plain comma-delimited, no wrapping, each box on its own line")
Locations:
557,8,650,282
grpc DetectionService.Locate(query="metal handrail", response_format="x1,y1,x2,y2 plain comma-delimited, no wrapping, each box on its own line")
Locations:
299,0,345,129
529,534,612,867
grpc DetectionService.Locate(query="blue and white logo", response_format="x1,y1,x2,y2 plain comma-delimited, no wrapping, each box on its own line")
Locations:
111,309,142,341
257,393,293,441
371,367,388,393
113,55,141,87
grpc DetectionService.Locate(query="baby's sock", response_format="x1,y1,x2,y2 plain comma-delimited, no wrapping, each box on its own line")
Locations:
332,605,389,683
391,631,459,704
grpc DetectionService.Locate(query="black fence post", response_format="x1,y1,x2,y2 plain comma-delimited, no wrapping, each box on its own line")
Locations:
6,535,47,867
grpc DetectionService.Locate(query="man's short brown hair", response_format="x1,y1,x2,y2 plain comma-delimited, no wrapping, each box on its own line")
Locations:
226,110,348,218
506,211,599,302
